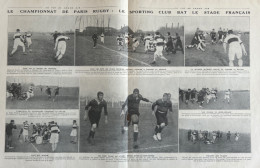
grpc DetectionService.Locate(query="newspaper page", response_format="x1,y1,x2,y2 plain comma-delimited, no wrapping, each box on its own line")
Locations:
0,0,259,167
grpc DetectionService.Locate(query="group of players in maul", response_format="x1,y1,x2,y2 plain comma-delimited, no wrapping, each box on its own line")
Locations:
83,89,174,149
91,31,184,65
187,129,240,145
7,82,60,102
179,88,232,108
186,27,248,67
9,29,71,63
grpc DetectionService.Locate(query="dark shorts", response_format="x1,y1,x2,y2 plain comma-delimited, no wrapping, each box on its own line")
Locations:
127,113,139,125
155,112,168,125
88,111,101,126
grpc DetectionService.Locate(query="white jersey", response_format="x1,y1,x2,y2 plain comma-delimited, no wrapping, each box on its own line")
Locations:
224,34,243,48
13,32,23,42
28,86,34,93
153,35,166,46
56,36,69,43
144,36,153,42
225,90,231,95
26,33,32,38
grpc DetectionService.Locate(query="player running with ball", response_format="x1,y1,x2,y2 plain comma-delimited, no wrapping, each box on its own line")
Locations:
121,89,151,149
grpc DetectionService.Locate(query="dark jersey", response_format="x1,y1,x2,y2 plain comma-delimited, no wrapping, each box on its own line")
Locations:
122,94,149,115
6,123,17,136
46,88,51,95
152,99,172,113
191,90,197,98
92,34,98,41
54,88,60,94
210,31,217,38
85,99,108,116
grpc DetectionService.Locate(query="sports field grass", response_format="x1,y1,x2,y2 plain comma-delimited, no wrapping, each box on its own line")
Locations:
185,33,250,66
8,32,75,66
76,35,184,66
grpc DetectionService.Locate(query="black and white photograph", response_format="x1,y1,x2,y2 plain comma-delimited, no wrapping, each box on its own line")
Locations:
6,76,79,109
185,17,250,67
5,118,78,153
75,15,184,66
8,16,75,66
179,77,250,109
179,118,251,153
79,77,178,153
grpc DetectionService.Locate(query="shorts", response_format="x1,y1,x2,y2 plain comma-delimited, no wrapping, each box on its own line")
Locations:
224,95,230,99
88,111,101,126
50,133,59,144
228,44,242,61
127,113,139,125
26,38,32,45
23,129,28,136
155,111,168,125
13,39,25,49
70,129,77,137
154,46,163,56
57,41,67,55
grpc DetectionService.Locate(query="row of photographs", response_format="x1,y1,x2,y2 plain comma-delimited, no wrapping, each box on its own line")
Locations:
8,15,250,67
5,76,250,153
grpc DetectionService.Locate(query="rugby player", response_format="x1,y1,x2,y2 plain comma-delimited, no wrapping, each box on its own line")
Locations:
53,87,60,102
210,29,217,44
218,27,223,43
54,33,70,62
10,29,26,56
151,32,171,65
25,84,34,101
45,86,52,99
84,92,108,145
92,33,98,48
49,121,60,152
100,32,105,44
223,89,231,104
23,121,29,142
6,120,17,149
152,93,173,141
25,32,33,52
121,89,151,149
223,30,247,67
143,33,153,53
174,33,184,54
226,131,231,141
116,35,124,51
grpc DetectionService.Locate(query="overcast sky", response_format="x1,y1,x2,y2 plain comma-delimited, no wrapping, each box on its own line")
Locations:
8,15,75,32
7,77,79,87
129,16,184,32
179,118,250,133
75,15,128,30
80,77,178,102
6,118,78,126
179,77,249,91
185,17,249,33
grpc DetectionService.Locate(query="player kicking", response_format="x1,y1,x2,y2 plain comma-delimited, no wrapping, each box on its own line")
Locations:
10,29,26,56
121,89,151,149
223,89,231,104
25,84,34,101
84,92,108,145
152,93,173,141
54,34,70,62
116,35,124,51
25,32,33,52
223,30,247,67
151,32,171,65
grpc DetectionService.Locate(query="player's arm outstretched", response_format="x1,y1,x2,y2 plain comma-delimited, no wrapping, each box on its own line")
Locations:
151,100,159,116
120,97,128,116
239,38,247,56
84,101,92,121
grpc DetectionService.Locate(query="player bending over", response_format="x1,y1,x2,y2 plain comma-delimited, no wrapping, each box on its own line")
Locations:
54,34,70,62
152,93,173,141
151,32,171,65
223,30,247,67
121,89,151,149
84,92,108,145
10,29,26,56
